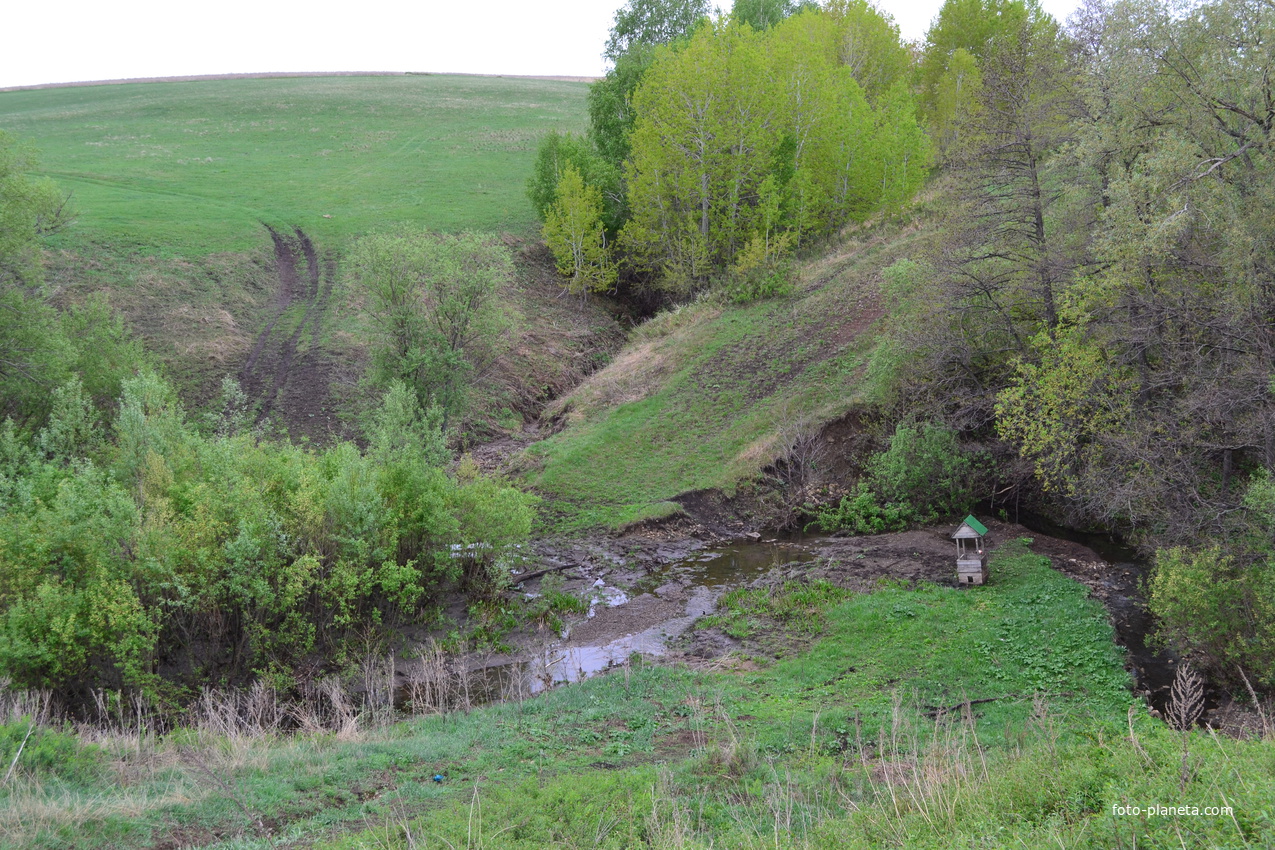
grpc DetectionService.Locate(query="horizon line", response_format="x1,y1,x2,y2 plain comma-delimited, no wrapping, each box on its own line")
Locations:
0,70,599,94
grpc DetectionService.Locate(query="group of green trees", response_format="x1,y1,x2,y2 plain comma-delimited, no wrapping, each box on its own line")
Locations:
0,134,535,706
531,0,930,297
872,0,1275,687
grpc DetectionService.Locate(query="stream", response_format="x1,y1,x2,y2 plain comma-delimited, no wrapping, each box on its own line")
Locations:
396,522,1178,714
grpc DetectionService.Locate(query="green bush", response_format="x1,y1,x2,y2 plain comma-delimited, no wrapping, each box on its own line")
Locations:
1148,545,1275,688
867,422,979,518
0,370,539,702
810,422,980,533
0,719,104,786
808,481,918,534
723,264,794,304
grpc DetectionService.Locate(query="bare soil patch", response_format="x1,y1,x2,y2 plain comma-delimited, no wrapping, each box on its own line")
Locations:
238,226,343,443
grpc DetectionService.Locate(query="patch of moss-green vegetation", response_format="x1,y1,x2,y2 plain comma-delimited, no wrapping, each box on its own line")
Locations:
700,578,854,643
526,222,930,531
0,74,587,256
732,541,1132,740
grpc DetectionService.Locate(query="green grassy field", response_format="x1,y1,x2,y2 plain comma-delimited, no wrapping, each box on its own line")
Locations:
0,75,588,256
5,541,1268,849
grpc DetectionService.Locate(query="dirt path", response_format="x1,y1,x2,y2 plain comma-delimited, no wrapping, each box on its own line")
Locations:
239,225,338,441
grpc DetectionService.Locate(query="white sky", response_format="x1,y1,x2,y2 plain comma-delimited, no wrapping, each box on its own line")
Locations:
0,0,1083,90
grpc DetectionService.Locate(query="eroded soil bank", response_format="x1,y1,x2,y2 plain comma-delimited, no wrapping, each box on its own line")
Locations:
400,518,1187,720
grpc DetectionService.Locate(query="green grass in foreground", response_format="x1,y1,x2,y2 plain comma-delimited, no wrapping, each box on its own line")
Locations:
0,75,587,255
6,541,1271,848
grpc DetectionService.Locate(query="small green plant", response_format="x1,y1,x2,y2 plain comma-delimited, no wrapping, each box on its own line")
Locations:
523,573,588,633
807,482,917,533
700,580,852,641
723,262,794,304
0,719,104,786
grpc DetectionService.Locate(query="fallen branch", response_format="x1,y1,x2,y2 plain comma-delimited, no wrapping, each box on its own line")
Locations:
511,563,578,584
2,722,34,787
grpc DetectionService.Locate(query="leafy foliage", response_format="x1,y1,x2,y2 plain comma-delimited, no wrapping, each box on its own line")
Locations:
811,422,981,533
0,131,72,286
731,0,795,30
0,719,104,786
1147,546,1275,687
526,131,623,233
0,374,535,701
809,482,918,534
621,11,929,291
543,165,617,295
349,230,513,424
603,0,712,64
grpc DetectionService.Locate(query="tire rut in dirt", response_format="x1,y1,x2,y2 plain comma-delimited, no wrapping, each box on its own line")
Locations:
238,225,338,441
240,225,299,376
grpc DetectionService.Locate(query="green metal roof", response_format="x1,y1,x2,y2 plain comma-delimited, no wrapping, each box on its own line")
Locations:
963,515,988,536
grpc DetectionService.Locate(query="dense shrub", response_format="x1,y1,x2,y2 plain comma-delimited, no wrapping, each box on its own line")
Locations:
1148,546,1275,688
0,374,536,703
810,422,981,532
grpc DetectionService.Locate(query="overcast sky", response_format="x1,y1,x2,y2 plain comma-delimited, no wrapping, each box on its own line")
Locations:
1,0,1083,90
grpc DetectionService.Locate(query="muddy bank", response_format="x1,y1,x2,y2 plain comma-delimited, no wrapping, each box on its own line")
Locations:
401,520,1184,719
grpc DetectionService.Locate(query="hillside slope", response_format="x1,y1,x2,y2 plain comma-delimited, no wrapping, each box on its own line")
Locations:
0,74,588,255
523,216,939,531
5,75,616,439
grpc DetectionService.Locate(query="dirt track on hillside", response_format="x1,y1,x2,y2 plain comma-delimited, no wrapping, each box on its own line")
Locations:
239,226,339,442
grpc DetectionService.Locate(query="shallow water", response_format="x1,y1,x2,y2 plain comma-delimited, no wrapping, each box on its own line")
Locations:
396,540,818,706
400,530,1174,713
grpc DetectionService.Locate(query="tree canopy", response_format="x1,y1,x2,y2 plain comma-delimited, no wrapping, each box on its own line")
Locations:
620,11,929,291
349,230,513,425
604,0,713,63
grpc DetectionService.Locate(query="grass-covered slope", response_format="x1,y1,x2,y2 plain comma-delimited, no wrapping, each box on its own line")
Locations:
525,219,934,530
0,75,588,255
1,75,611,436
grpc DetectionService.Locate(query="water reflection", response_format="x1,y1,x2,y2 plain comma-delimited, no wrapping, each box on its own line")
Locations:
399,539,817,709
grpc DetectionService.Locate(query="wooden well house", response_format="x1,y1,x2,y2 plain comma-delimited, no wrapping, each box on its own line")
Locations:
952,515,989,585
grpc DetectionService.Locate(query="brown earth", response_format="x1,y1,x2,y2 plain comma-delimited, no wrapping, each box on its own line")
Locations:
238,226,343,444
221,230,621,447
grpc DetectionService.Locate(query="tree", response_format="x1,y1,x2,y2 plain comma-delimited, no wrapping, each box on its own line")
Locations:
732,0,795,30
917,0,1041,158
526,131,622,232
895,9,1077,437
350,231,513,424
587,45,658,171
823,0,912,101
619,11,929,291
604,0,713,64
590,0,713,182
544,165,617,295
